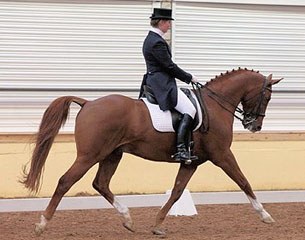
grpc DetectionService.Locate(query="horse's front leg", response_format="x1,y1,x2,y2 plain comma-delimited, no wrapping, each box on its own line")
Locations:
152,163,197,235
212,150,274,223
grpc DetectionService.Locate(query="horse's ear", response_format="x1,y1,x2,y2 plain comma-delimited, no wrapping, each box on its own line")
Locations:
266,74,272,81
271,77,283,85
266,74,283,85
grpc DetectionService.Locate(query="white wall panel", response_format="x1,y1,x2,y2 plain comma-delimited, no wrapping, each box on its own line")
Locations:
175,0,305,7
0,1,151,133
174,2,305,131
1,1,304,134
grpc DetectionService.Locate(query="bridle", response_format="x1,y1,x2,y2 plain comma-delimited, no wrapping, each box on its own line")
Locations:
192,78,272,129
240,78,271,128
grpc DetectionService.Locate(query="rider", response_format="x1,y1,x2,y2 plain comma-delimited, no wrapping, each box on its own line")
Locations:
139,8,199,162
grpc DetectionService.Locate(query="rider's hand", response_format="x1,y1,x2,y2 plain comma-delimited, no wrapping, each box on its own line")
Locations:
191,75,199,83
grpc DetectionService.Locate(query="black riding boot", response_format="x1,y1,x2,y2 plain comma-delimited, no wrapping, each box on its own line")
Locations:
173,114,198,162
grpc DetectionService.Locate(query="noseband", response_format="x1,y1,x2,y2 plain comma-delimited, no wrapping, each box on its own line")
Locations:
240,78,271,128
192,78,271,129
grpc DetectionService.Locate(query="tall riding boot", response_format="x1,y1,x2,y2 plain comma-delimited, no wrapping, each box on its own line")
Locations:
173,114,198,162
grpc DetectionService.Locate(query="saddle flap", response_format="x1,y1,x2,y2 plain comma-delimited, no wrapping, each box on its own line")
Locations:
141,88,203,133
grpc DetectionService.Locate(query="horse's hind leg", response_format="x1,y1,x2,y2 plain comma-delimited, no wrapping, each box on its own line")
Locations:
92,149,134,232
35,155,97,235
212,150,274,223
152,163,197,235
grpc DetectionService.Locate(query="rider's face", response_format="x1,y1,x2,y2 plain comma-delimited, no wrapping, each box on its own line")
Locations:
159,20,171,33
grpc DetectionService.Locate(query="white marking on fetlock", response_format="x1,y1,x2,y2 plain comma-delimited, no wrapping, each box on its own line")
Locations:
247,196,275,223
113,197,129,216
35,215,48,235
113,197,134,230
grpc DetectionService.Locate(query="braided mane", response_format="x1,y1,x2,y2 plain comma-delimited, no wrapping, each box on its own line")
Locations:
205,67,260,86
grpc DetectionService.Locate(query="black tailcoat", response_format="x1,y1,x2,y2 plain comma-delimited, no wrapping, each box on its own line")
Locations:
139,31,192,110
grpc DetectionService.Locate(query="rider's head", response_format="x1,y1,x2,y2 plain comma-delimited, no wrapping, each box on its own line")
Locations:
150,8,174,34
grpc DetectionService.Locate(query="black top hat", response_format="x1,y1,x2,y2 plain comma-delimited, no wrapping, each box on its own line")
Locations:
150,8,174,20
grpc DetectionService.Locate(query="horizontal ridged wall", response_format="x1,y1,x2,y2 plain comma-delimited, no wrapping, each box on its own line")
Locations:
174,2,305,131
0,1,151,133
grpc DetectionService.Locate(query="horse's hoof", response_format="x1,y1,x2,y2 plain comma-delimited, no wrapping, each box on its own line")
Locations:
260,211,275,224
152,228,166,236
262,216,275,224
123,222,135,232
34,223,44,236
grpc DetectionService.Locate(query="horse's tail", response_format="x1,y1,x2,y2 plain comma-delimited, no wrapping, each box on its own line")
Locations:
20,96,87,193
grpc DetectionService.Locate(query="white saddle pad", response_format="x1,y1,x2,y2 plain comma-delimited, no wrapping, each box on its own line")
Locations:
142,90,202,132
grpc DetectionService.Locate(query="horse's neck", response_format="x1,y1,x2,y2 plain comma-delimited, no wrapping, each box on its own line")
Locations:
208,72,259,107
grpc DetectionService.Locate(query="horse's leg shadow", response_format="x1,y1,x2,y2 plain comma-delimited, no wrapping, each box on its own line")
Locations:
92,148,135,232
152,163,198,236
35,155,97,235
212,149,275,223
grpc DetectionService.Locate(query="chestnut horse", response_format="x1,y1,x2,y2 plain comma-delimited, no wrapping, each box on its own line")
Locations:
21,69,282,236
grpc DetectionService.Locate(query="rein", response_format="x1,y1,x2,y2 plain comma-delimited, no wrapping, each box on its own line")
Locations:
192,78,271,128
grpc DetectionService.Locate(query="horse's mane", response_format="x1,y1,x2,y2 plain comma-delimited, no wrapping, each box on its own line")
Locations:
205,67,260,86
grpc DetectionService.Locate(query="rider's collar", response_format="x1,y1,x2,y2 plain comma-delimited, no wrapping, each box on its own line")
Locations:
151,27,165,37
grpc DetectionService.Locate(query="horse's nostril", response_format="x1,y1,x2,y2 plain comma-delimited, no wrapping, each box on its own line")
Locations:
257,126,262,131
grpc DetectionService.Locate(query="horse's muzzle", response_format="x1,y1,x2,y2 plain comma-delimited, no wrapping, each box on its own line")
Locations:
247,123,262,133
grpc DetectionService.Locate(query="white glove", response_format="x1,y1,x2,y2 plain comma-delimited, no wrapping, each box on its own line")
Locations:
191,75,199,83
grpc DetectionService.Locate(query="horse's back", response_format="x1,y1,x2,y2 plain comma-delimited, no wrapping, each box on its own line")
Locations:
77,94,144,124
74,94,151,148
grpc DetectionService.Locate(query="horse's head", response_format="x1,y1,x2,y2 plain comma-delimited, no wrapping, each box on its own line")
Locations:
241,74,282,132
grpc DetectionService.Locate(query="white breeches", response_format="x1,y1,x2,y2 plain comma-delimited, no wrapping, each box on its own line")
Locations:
174,88,196,119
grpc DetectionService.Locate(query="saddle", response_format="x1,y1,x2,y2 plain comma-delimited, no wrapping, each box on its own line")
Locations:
141,85,208,164
143,85,200,132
